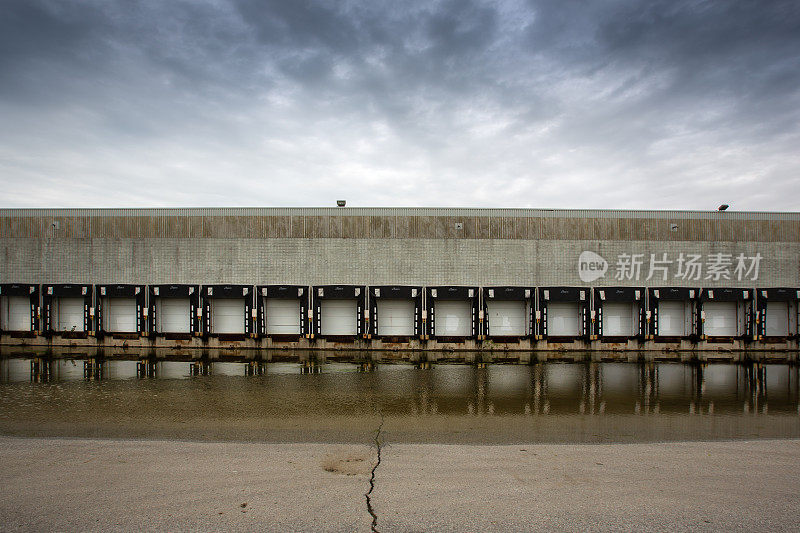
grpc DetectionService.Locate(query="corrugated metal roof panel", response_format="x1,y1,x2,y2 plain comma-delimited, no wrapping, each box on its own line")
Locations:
1,207,798,241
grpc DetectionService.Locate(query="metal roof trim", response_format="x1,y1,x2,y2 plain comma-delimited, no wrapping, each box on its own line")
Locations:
2,207,799,221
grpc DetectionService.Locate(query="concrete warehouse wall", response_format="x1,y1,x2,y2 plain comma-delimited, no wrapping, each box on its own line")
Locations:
0,208,798,288
2,208,799,242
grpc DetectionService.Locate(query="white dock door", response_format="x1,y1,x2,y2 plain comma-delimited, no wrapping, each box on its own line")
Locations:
158,298,190,333
703,301,737,336
547,302,580,336
602,302,634,336
766,301,789,336
211,299,245,334
266,298,302,334
657,301,686,336
320,299,358,335
57,297,84,331
6,296,31,331
104,297,137,333
487,300,526,336
376,299,415,336
434,300,471,336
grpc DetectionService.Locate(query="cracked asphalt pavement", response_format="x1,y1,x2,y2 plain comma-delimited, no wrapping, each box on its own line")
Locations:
1,437,799,532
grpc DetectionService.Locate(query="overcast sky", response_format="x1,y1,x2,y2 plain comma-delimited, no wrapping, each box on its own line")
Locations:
1,0,798,210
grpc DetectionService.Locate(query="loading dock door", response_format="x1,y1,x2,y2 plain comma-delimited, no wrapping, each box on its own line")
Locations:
158,298,190,333
766,301,789,336
658,301,685,336
104,297,137,333
377,299,415,336
704,301,737,336
547,302,580,336
266,298,301,334
211,299,245,334
6,296,31,331
487,300,526,336
57,297,84,331
435,300,471,337
602,302,633,336
320,299,357,336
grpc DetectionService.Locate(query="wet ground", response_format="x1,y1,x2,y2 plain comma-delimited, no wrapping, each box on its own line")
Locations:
1,356,799,443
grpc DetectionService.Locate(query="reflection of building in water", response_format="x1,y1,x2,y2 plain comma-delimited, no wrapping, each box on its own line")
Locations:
580,363,603,415
636,363,658,414
0,358,32,382
3,357,800,417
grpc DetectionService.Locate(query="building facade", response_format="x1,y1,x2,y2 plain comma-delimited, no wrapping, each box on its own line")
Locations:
1,208,798,360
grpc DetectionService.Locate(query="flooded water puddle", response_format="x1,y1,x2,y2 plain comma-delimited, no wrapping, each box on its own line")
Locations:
1,354,799,444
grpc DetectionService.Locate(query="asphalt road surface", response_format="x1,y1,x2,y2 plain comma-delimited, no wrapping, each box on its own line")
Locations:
1,437,798,532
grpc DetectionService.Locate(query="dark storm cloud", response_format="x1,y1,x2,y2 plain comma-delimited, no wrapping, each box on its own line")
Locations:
0,0,798,209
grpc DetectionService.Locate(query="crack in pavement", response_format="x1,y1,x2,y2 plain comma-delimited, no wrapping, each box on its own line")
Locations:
365,411,385,533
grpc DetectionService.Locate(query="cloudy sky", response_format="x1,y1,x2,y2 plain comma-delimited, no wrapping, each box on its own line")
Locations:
1,0,798,210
